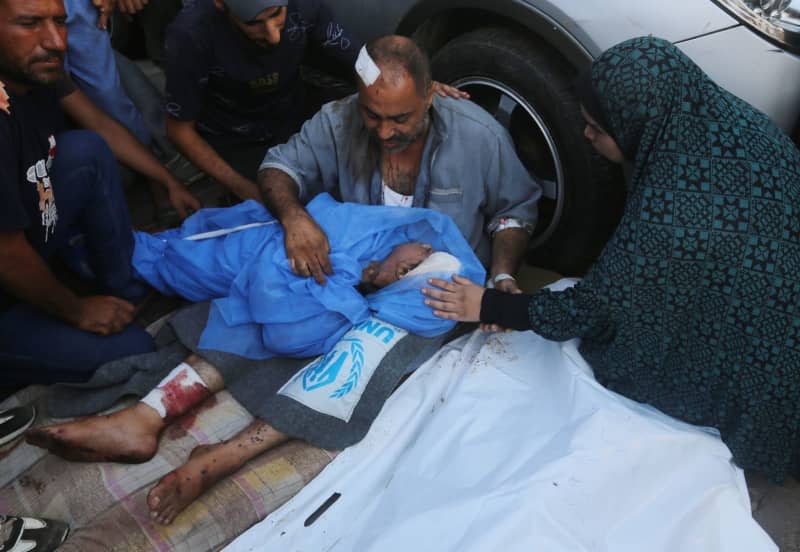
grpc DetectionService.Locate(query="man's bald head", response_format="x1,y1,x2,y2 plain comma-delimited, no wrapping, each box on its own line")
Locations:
365,35,432,98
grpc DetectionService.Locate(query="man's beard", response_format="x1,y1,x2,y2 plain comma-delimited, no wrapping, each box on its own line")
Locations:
370,111,431,153
0,51,65,88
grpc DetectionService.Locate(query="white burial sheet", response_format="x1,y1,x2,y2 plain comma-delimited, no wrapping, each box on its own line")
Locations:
226,303,776,551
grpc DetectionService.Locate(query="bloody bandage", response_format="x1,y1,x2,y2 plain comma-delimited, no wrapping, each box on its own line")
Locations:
140,363,210,420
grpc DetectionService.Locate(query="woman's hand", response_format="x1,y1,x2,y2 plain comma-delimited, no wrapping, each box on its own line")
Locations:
422,274,484,322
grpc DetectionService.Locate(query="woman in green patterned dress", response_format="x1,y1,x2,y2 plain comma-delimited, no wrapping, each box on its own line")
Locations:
423,36,800,482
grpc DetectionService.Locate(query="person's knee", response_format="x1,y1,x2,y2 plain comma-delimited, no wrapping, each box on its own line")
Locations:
122,326,156,357
53,130,119,194
55,130,115,171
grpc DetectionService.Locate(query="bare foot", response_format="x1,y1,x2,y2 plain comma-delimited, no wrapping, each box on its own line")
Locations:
25,403,164,463
147,420,289,524
147,442,242,524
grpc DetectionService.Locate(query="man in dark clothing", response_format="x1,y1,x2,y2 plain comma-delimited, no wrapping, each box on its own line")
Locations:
163,0,360,202
0,0,200,384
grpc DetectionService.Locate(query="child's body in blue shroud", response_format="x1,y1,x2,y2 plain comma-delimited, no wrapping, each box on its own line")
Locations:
134,193,485,359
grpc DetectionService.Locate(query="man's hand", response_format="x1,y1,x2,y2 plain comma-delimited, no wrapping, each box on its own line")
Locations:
283,210,332,284
74,295,135,335
422,274,484,322
165,179,201,219
118,0,147,15
431,81,470,100
92,0,115,29
494,277,522,294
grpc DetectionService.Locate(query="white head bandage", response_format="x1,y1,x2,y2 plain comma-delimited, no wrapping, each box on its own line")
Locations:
355,46,381,87
404,251,461,279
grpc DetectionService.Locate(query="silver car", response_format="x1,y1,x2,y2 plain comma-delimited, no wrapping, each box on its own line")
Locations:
331,0,800,274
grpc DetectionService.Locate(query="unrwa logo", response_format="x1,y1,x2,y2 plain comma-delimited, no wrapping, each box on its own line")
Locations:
302,337,365,397
355,319,399,344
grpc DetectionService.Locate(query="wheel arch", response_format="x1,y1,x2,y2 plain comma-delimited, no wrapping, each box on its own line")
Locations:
394,1,593,70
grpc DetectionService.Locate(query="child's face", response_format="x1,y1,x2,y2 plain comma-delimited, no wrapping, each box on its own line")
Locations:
363,242,433,288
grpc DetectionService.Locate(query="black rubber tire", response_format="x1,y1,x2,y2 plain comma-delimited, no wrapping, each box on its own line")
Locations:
431,27,625,276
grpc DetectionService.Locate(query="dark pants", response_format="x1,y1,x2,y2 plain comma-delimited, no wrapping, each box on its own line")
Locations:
0,131,154,385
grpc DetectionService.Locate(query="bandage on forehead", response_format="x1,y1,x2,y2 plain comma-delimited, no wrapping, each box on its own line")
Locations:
356,46,381,87
224,0,287,21
404,251,461,279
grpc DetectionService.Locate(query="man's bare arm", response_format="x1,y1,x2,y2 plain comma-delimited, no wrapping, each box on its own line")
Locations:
0,231,134,335
490,228,530,293
258,167,332,284
60,89,201,218
167,117,261,202
258,167,305,222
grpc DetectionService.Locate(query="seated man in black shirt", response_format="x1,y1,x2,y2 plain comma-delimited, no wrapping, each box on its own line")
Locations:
0,0,201,384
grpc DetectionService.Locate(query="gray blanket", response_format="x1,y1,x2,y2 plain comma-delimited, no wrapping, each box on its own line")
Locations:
48,302,448,450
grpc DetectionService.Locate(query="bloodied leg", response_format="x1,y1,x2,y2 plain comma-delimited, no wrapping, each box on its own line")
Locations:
25,354,224,462
148,420,289,524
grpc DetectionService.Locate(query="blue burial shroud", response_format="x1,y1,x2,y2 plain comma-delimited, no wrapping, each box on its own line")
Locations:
133,193,485,359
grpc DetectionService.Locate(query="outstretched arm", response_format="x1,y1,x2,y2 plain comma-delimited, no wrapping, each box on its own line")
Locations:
0,231,134,334
488,227,529,293
423,275,613,342
60,89,201,218
166,117,261,202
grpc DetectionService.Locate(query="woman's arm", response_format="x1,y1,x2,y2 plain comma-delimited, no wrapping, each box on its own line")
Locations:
423,275,613,341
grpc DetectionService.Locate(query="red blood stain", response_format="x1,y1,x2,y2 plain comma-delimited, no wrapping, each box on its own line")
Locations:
159,369,211,421
19,475,46,495
166,394,219,439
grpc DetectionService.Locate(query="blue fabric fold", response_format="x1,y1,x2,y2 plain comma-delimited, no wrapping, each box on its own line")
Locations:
133,193,485,359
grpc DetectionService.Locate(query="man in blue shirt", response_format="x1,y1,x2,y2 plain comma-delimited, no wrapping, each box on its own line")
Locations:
261,36,540,295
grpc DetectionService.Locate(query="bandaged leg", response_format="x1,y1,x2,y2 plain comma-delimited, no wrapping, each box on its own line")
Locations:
141,362,210,420
27,354,225,463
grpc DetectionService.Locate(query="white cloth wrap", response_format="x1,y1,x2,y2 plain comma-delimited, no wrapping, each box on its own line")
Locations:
140,362,207,419
404,251,461,279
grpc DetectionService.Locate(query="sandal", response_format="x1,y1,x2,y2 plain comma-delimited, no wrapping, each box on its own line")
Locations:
0,515,69,552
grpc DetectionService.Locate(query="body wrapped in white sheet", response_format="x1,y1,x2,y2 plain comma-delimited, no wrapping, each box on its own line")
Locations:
226,282,776,552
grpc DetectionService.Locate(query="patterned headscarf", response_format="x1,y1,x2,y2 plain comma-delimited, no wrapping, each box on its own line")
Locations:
528,36,800,481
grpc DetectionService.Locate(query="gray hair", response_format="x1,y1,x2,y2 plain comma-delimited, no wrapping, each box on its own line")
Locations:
365,35,432,97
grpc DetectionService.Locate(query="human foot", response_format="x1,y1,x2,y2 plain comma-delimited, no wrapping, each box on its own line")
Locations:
25,403,164,463
147,442,243,525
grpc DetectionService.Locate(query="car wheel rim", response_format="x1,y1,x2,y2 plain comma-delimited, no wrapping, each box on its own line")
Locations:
450,77,565,248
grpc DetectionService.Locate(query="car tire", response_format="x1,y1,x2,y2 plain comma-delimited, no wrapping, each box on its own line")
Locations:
430,27,625,276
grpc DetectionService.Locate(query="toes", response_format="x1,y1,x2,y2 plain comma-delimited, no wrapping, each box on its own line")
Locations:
25,428,55,448
158,506,177,525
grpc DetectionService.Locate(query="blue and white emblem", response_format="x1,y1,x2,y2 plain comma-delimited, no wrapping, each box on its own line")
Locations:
279,317,407,421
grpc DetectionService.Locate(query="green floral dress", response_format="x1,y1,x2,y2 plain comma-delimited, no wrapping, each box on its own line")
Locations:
528,36,800,481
